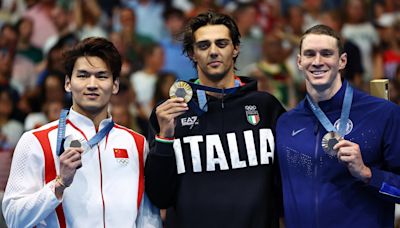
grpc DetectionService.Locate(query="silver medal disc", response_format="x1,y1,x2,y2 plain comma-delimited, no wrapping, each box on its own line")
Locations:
321,131,341,156
63,135,90,153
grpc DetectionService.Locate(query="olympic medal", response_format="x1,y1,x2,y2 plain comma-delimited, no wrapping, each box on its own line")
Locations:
63,135,90,152
169,81,193,103
321,131,341,156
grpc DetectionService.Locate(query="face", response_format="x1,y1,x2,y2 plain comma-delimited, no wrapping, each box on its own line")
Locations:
65,56,119,117
191,24,239,82
297,34,346,91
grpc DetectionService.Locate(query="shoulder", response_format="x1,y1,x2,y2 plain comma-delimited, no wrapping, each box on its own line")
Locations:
113,124,146,142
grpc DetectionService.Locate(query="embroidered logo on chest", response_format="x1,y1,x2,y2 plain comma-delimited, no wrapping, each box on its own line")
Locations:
245,105,260,125
113,148,129,166
181,116,199,127
333,118,353,135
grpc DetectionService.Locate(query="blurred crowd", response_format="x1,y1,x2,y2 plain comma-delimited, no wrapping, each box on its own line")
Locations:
0,0,400,188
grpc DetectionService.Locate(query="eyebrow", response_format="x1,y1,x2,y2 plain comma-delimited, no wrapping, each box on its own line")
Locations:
195,38,231,44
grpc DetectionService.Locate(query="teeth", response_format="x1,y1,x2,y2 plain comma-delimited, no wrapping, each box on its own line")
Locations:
311,71,326,75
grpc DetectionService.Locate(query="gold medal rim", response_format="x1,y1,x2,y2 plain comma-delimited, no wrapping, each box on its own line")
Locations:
169,81,193,103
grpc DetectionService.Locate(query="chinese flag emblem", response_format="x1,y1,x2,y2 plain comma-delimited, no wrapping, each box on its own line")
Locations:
114,148,128,158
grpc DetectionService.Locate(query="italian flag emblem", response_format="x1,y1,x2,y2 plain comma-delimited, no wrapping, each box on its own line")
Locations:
245,105,260,125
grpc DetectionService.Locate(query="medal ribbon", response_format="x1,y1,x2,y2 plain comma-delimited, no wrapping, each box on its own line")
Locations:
188,79,241,115
306,83,353,137
56,109,114,156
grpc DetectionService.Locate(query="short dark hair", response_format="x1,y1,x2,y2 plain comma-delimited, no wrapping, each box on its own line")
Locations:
182,11,241,67
63,37,122,81
299,24,344,55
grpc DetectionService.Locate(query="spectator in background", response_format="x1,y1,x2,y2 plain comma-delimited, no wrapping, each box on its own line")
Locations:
233,2,263,76
0,88,23,150
129,0,165,41
23,0,57,49
116,7,154,72
111,77,148,135
390,64,400,105
321,10,364,90
160,7,196,81
342,0,380,82
245,31,297,109
152,71,177,107
374,16,400,80
43,2,75,55
279,5,307,98
15,17,43,64
24,72,67,131
130,43,165,117
73,0,107,39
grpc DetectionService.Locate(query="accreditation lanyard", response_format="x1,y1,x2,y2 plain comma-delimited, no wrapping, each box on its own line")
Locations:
306,83,353,137
56,109,114,156
187,78,241,115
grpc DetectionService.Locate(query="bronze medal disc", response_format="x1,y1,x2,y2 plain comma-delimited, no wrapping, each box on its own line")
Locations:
321,131,341,156
169,81,193,103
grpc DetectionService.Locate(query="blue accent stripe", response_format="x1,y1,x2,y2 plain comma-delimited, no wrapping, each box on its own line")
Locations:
379,182,400,198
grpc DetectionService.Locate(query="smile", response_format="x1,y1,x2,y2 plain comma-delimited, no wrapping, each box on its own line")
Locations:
310,70,328,75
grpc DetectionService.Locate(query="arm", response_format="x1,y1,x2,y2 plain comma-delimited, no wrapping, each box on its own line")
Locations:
144,98,188,208
335,104,400,202
2,133,60,227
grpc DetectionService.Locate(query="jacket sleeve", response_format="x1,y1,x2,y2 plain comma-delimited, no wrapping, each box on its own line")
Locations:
2,132,61,228
144,108,179,209
136,192,162,228
367,104,400,203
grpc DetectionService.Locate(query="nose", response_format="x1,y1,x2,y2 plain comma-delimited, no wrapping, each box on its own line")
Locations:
312,53,323,67
210,43,218,59
87,75,98,90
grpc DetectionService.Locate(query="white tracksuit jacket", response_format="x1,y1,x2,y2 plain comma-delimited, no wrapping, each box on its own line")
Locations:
2,109,160,228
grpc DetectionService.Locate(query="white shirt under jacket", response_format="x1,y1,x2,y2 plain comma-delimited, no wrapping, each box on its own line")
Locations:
2,109,161,228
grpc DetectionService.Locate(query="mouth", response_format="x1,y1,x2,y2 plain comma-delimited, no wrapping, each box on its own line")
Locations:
208,61,222,67
310,70,328,76
84,93,99,99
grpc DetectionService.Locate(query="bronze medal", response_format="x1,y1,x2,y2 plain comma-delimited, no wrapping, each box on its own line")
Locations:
169,81,193,103
321,131,341,156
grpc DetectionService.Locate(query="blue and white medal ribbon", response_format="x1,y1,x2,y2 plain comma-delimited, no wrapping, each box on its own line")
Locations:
306,83,353,155
56,109,114,156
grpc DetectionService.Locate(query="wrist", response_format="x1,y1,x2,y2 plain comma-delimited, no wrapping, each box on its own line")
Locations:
361,166,372,184
155,135,175,144
55,175,69,188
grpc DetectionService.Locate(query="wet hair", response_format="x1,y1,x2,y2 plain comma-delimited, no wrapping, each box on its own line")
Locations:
182,11,241,67
63,37,121,81
299,24,344,55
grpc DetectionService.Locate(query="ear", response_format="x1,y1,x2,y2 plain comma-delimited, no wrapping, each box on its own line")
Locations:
339,52,347,70
65,75,71,92
112,78,119,95
296,54,303,70
233,46,240,58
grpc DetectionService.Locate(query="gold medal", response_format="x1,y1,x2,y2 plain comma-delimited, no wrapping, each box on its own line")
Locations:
321,131,341,156
169,81,193,103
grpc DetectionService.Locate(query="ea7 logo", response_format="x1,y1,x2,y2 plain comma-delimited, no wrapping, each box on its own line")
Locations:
181,116,199,127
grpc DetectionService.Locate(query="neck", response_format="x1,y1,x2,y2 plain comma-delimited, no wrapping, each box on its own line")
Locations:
198,72,236,98
306,77,342,103
72,106,108,129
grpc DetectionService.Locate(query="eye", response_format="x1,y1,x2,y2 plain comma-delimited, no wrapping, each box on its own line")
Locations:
77,72,90,78
320,50,334,57
303,50,316,57
96,73,109,79
215,39,230,48
195,41,210,50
